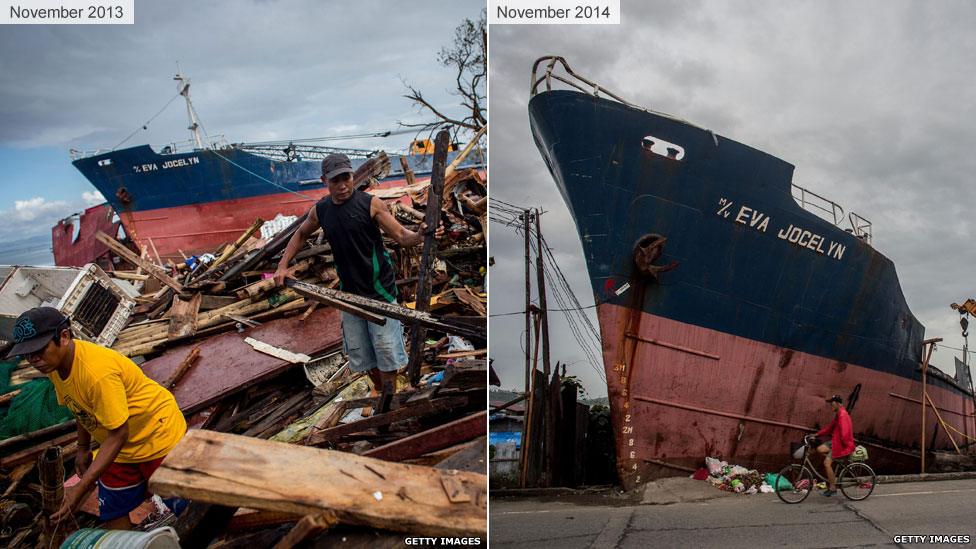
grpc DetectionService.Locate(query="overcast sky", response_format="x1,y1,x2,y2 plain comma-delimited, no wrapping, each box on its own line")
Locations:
488,0,976,397
0,0,482,263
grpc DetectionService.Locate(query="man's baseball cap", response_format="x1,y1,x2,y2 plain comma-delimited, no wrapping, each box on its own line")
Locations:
826,395,843,403
4,307,68,359
322,154,354,180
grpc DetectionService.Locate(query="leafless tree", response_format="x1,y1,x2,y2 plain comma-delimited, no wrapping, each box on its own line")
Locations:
402,9,486,141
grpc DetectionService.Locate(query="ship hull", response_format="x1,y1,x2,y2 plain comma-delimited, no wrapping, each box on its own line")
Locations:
71,144,481,261
600,303,975,487
114,176,416,262
528,88,975,488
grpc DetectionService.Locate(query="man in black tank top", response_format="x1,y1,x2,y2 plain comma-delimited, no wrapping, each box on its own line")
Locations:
274,154,434,398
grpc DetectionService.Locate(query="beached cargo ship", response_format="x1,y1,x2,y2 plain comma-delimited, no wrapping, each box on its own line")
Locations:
67,74,484,263
528,56,974,488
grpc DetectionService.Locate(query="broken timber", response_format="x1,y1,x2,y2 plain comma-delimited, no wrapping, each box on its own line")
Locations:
407,129,450,386
149,429,486,537
364,411,486,462
305,396,468,446
95,230,184,293
284,278,483,340
284,278,386,325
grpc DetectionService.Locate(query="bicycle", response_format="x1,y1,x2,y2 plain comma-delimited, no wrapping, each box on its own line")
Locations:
774,434,877,503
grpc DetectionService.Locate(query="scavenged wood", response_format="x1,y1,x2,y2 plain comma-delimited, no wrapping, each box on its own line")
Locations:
149,430,486,537
363,411,486,462
305,396,468,446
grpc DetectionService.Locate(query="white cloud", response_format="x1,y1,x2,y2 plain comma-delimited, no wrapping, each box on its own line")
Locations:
11,197,69,222
82,190,105,206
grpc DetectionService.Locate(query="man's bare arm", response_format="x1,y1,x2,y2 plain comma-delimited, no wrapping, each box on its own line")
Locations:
52,421,129,523
274,206,319,286
370,196,427,247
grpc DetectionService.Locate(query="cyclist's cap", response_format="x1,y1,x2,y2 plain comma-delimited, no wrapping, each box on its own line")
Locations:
826,395,843,403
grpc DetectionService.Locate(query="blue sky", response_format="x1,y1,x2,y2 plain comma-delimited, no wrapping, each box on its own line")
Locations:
0,0,484,264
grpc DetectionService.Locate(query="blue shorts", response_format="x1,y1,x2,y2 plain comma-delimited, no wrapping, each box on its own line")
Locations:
341,311,407,373
96,458,186,521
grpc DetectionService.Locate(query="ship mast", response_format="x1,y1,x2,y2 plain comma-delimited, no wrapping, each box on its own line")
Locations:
174,71,204,150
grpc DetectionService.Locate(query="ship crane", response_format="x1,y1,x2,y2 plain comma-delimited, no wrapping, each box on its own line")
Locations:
949,300,976,402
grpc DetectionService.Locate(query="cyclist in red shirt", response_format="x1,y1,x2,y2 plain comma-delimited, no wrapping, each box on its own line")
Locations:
814,395,855,496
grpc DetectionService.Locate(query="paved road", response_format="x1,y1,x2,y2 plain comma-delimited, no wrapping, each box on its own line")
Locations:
490,479,976,548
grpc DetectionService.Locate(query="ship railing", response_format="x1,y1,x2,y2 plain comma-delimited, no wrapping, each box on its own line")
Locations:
530,56,701,129
791,183,873,244
160,135,229,155
69,148,112,160
236,143,377,162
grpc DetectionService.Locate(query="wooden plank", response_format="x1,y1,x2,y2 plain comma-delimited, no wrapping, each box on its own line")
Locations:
211,217,265,270
272,511,338,549
436,349,487,360
284,278,483,340
167,292,202,340
149,430,487,537
407,129,450,386
172,501,239,549
162,347,200,390
200,294,239,311
305,397,468,446
95,230,184,293
0,432,77,468
139,307,343,414
284,278,387,325
364,411,486,462
435,437,487,473
244,337,311,364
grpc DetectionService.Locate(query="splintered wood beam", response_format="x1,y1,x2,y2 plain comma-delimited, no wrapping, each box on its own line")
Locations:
284,278,387,325
364,411,486,462
167,292,202,340
149,429,487,537
163,347,201,390
399,155,416,186
305,397,468,446
244,337,311,364
284,278,483,340
95,231,184,293
212,217,265,270
444,125,486,180
407,129,450,386
272,511,338,549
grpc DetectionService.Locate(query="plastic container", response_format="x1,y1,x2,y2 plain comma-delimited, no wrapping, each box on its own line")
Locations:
61,526,180,549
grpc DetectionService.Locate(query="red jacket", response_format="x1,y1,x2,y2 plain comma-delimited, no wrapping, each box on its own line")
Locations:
816,407,855,458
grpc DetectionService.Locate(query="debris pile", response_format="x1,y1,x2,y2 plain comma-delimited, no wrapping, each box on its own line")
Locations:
693,457,768,495
0,159,487,546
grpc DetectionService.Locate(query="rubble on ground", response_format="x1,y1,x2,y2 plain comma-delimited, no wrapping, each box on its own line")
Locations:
0,163,487,546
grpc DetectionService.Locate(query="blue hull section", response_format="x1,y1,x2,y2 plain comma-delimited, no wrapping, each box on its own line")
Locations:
529,90,933,387
72,145,481,214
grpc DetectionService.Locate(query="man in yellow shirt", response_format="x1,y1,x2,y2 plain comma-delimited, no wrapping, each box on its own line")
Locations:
6,307,186,528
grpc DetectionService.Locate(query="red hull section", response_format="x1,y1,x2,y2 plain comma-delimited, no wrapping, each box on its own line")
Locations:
598,303,976,489
119,176,420,262
52,203,122,268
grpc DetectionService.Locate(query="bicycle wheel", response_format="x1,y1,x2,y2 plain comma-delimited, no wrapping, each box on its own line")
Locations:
839,462,876,501
774,464,814,504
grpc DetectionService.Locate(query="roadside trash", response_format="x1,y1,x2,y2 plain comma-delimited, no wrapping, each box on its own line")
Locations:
700,456,764,494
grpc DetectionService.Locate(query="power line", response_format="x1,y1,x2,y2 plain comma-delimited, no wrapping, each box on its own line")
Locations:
490,304,598,317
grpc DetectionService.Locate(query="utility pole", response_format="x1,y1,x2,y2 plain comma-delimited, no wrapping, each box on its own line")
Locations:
519,209,533,488
535,209,551,380
523,210,533,396
535,208,554,486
